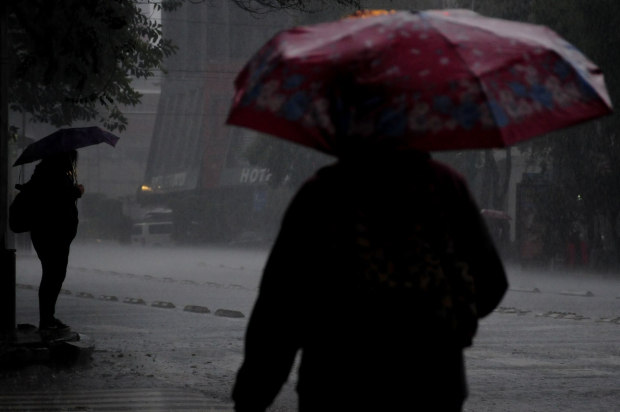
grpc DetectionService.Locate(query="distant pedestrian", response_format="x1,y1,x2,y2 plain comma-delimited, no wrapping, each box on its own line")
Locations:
232,150,508,411
26,150,84,332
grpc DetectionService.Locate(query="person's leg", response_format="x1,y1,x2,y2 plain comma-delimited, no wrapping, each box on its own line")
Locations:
42,243,70,323
33,228,73,326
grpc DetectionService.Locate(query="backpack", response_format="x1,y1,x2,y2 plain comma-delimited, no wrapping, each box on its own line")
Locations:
327,164,478,348
9,184,36,233
345,210,477,348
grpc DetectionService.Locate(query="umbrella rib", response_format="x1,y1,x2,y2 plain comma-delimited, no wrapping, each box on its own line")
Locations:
430,12,550,50
282,16,393,59
426,15,506,147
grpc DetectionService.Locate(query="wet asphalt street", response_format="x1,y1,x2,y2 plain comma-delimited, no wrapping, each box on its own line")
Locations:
15,242,620,321
2,241,620,411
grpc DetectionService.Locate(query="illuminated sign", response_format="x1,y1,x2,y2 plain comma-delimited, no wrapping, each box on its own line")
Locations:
240,168,271,184
151,172,187,190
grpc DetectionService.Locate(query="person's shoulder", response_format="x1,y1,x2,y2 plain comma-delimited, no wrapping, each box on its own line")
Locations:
286,163,340,212
427,158,467,184
303,162,340,190
425,158,472,200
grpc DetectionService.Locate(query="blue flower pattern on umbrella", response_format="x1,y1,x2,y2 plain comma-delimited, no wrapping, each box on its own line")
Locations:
488,101,510,128
283,91,312,121
454,102,481,130
377,107,408,137
257,53,590,130
282,74,306,90
243,56,593,136
230,10,610,151
530,83,554,109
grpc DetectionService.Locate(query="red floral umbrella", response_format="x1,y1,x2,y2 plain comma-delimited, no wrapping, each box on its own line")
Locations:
227,9,612,155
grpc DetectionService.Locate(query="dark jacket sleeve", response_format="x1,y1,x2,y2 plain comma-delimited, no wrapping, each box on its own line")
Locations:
451,175,508,318
232,182,316,412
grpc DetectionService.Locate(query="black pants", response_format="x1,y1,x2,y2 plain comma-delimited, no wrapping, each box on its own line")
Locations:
297,351,467,412
32,224,77,324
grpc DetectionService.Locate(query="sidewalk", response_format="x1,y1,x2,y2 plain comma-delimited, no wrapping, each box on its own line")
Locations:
2,287,619,411
1,290,242,411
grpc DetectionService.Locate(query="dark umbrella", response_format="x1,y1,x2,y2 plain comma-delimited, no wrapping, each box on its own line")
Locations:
13,126,120,166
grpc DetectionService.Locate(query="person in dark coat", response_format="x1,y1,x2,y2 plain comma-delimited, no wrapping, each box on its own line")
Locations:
27,150,84,332
232,150,508,411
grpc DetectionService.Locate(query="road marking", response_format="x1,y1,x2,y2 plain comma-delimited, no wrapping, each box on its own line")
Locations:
184,305,211,314
124,298,146,305
152,301,176,309
535,311,589,320
559,290,594,297
0,388,233,411
509,287,541,293
214,309,245,318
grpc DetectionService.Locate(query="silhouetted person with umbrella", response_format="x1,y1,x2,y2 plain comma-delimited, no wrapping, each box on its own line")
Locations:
27,150,84,331
233,149,508,411
10,127,119,331
227,8,611,412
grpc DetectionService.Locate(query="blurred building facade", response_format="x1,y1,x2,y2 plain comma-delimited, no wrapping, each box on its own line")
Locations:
140,2,294,242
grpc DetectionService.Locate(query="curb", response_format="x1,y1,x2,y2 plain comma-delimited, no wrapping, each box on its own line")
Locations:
183,305,211,314
494,307,530,315
124,298,146,305
536,311,589,320
49,334,96,367
559,290,594,297
595,317,620,324
152,301,176,309
0,328,93,368
510,287,541,293
214,309,245,318
227,284,245,290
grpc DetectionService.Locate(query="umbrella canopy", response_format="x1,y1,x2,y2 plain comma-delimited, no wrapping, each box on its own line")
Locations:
227,9,612,155
13,127,120,166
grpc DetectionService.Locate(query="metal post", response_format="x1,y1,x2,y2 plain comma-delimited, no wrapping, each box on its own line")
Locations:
0,249,15,332
0,2,16,333
20,111,25,185
0,0,8,249
16,111,28,252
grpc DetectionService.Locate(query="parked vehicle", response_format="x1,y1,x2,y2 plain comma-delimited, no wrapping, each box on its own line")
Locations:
131,222,174,247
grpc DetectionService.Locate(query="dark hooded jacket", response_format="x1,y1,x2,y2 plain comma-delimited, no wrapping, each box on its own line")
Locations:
24,163,81,230
233,151,508,411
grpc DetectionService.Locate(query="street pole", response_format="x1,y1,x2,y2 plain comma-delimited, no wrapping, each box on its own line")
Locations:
0,2,16,333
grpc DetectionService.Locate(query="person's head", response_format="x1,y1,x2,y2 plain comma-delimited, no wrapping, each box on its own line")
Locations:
36,150,78,181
